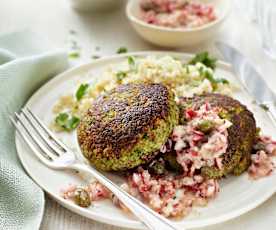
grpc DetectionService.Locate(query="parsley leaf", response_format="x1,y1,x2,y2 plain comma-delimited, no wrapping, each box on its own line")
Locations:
189,52,217,70
91,55,100,59
68,51,80,59
55,113,80,131
203,71,229,90
116,71,127,82
67,116,81,130
215,78,229,84
55,113,69,128
128,56,136,70
76,83,89,101
260,104,269,111
203,71,217,90
204,71,216,86
116,47,128,54
184,65,190,74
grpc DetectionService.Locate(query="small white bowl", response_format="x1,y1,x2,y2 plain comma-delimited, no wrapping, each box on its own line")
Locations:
126,0,231,47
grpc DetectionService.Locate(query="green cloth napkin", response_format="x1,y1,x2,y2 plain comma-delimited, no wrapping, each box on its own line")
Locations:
0,31,68,230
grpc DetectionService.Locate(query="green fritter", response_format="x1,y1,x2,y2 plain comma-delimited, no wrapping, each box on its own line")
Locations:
168,93,257,179
77,83,179,171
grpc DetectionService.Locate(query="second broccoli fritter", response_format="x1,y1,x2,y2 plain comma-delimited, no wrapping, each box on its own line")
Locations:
165,93,257,179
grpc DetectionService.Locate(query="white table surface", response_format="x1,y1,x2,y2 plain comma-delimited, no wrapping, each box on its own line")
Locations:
1,0,276,229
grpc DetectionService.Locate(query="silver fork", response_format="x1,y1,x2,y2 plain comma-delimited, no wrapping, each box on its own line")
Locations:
10,108,182,230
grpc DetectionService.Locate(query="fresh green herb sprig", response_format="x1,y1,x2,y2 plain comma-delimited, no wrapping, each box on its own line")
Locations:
68,51,80,59
128,56,135,66
203,70,229,91
215,78,229,84
116,71,127,82
117,47,128,54
128,56,136,71
76,84,89,101
91,55,100,60
189,52,217,70
55,113,80,131
115,56,137,82
260,104,269,111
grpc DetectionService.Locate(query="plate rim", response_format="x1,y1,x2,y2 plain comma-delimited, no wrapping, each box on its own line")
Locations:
15,51,276,229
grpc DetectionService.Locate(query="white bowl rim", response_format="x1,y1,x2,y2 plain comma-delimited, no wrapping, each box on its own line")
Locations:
126,0,232,33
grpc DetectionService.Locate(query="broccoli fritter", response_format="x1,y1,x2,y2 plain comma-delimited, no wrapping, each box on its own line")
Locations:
169,93,256,179
77,83,179,171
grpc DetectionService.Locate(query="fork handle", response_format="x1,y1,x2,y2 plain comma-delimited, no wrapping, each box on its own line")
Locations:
71,163,182,230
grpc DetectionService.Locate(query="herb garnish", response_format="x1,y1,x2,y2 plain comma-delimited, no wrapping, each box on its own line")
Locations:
185,65,190,74
76,83,89,101
68,51,80,59
189,52,217,70
203,71,229,90
55,113,80,131
116,71,127,82
117,47,128,54
260,104,269,111
128,56,136,70
91,55,100,59
215,78,229,84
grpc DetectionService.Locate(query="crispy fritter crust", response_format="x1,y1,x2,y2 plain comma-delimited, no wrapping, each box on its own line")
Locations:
180,93,256,178
77,83,178,171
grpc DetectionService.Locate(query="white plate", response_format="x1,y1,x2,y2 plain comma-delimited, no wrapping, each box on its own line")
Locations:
15,52,276,229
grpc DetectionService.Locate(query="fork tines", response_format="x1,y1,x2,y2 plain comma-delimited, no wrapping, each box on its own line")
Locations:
10,108,68,163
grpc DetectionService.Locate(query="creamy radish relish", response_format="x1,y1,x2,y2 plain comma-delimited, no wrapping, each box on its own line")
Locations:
61,182,110,206
61,102,226,218
60,103,276,218
248,135,276,180
123,167,219,217
121,102,228,217
140,0,217,29
169,102,232,176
